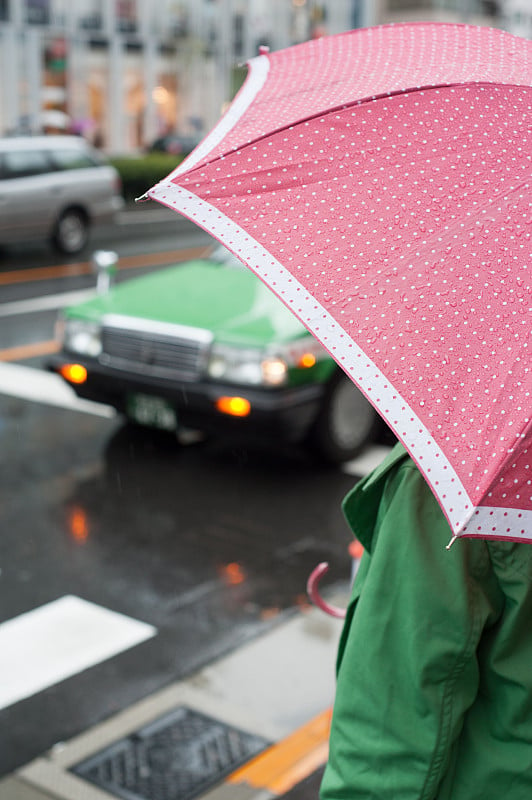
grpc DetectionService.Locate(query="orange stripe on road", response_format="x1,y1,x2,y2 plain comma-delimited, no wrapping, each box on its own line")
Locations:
0,339,60,362
0,246,209,287
227,708,331,796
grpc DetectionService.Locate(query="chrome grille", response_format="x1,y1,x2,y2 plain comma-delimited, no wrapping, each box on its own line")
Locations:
99,316,212,382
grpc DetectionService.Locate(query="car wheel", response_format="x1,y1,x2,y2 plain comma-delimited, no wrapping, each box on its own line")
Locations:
52,208,89,254
310,371,380,463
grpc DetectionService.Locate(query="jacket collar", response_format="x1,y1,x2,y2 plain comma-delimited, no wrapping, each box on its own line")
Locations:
342,442,409,551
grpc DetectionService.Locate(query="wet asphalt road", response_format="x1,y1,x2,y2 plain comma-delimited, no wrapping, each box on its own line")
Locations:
0,395,355,775
0,211,358,776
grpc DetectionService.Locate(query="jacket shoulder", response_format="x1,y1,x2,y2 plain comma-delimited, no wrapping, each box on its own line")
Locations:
342,442,414,549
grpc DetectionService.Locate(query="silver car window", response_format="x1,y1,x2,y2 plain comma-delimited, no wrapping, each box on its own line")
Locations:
0,149,51,179
50,147,103,170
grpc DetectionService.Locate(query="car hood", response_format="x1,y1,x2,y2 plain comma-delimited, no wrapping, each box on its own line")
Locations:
67,260,307,345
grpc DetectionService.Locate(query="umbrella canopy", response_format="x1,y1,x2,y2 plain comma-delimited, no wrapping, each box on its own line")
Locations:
145,22,532,544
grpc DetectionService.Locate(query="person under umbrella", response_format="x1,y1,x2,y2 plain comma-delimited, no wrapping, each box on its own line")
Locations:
319,441,532,799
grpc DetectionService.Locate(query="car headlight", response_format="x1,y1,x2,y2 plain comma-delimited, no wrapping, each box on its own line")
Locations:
62,318,102,357
261,357,289,386
207,344,288,387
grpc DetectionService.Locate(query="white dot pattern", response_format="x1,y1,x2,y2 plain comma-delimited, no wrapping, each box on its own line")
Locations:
149,24,532,543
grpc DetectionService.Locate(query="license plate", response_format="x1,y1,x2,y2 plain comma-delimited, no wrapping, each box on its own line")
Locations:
127,393,177,431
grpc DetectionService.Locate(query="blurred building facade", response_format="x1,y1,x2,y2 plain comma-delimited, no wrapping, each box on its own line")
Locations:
0,0,522,154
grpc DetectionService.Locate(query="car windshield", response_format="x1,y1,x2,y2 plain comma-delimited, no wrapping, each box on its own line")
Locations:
210,244,245,269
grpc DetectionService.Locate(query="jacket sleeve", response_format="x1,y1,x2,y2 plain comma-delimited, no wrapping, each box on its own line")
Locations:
320,460,503,800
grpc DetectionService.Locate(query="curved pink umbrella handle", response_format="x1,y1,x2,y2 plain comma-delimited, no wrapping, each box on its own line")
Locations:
306,562,346,619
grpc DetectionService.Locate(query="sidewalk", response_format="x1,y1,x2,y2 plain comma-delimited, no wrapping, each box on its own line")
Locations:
1,597,346,800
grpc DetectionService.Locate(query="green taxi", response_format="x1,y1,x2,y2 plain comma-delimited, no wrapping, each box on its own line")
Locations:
50,241,381,462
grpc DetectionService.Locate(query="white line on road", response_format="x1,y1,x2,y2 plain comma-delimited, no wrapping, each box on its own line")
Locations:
0,289,97,318
0,596,156,710
0,362,115,418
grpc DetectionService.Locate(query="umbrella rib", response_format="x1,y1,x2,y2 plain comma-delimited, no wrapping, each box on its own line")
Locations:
161,80,529,182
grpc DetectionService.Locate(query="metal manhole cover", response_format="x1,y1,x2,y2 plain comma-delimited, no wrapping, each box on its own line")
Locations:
71,705,270,800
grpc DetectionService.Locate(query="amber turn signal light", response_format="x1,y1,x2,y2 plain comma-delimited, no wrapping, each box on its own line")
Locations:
298,352,317,368
216,396,251,417
59,364,88,384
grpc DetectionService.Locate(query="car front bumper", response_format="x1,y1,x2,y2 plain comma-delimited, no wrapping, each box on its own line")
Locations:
48,355,327,443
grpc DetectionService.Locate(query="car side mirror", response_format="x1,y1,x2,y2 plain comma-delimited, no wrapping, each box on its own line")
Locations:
92,250,118,294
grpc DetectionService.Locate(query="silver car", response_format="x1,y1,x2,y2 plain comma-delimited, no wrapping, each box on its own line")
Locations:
0,135,124,254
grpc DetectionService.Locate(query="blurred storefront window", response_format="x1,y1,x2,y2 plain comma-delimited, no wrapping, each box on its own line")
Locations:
502,0,532,38
26,0,51,25
116,0,137,33
0,0,513,153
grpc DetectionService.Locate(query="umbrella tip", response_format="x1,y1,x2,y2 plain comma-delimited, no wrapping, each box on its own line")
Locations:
135,193,150,204
446,534,459,550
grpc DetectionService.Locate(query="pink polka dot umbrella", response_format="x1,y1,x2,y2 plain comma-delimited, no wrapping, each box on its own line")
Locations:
144,22,532,545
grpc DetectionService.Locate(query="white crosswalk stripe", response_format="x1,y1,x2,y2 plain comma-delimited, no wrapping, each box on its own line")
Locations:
0,362,115,417
0,596,156,711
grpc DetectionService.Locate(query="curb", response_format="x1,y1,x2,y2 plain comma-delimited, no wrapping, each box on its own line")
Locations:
222,709,330,799
1,604,343,800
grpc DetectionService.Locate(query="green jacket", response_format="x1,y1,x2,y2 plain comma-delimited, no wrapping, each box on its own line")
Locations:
320,443,532,800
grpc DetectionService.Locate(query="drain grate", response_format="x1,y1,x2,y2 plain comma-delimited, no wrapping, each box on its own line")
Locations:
71,705,270,800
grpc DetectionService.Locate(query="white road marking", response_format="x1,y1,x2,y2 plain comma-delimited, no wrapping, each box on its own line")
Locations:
342,444,393,477
0,362,115,418
0,289,97,318
0,596,156,710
